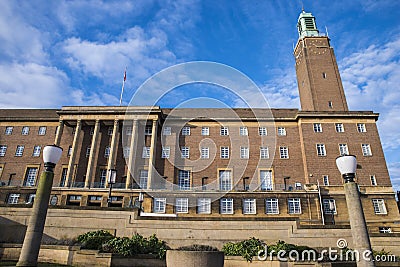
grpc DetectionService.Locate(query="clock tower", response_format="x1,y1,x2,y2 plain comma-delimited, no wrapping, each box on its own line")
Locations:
294,10,348,111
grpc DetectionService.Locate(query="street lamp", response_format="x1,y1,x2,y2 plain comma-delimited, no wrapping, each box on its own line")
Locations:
336,155,375,267
17,145,62,267
107,169,117,207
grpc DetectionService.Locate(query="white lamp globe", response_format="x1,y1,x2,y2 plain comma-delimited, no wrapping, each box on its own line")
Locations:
335,155,357,175
43,145,63,165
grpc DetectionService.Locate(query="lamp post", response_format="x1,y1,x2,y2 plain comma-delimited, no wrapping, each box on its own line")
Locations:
107,169,117,207
336,155,375,267
17,145,62,267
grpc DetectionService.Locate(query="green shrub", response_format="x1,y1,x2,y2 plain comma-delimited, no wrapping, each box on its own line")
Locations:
222,237,265,262
77,230,114,250
268,240,317,261
177,244,219,251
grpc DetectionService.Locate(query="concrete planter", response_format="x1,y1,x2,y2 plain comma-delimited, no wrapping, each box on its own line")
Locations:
166,250,224,267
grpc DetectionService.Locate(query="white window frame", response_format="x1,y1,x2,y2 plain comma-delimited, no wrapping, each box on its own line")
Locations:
323,175,329,186
260,170,273,190
313,123,322,133
339,144,349,156
316,143,326,156
372,199,387,215
38,126,47,135
265,198,279,214
288,198,301,214
25,167,38,186
239,126,248,136
21,126,29,135
277,127,286,136
175,198,189,213
370,175,377,186
5,126,13,135
125,127,132,136
139,170,148,189
357,123,366,133
182,126,190,136
240,146,249,159
279,146,289,159
323,199,337,214
15,145,24,157
60,168,68,187
145,125,152,135
123,146,130,158
7,193,20,204
90,127,94,135
67,146,72,157
0,145,7,157
362,144,372,156
197,198,211,214
201,147,209,159
219,170,232,191
154,198,166,213
142,146,150,158
162,146,170,159
86,146,91,158
220,126,229,136
163,126,171,135
32,146,41,157
181,146,190,159
201,126,209,136
107,126,113,136
99,169,107,188
335,123,344,133
259,127,267,136
260,147,269,159
220,198,233,214
243,198,256,214
220,146,229,159
104,146,111,158
178,170,191,190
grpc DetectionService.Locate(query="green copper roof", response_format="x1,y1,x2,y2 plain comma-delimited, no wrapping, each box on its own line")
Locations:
297,10,319,38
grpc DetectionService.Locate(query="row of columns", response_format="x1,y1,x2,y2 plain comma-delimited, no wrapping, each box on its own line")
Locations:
54,118,158,189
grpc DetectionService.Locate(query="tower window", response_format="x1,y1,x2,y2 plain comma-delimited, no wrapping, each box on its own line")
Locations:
322,72,327,79
328,101,333,109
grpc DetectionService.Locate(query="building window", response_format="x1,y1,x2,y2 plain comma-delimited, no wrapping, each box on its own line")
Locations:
142,146,150,158
239,126,248,136
277,127,286,136
335,123,344,132
162,147,170,159
104,146,111,158
21,126,30,135
313,123,322,132
220,126,229,136
178,170,191,190
328,101,333,109
38,126,47,135
323,175,329,186
86,146,91,157
323,199,337,214
220,198,233,214
362,144,372,156
219,170,232,191
163,126,171,135
322,72,327,79
26,194,36,204
357,123,366,133
265,198,279,214
260,147,269,159
5,126,13,135
15,145,24,157
176,198,189,213
0,145,7,157
288,198,301,214
24,167,38,186
372,199,387,214
7,193,20,204
90,127,94,135
145,125,152,135
32,146,41,157
154,198,166,213
259,127,267,136
60,168,68,187
240,147,249,159
220,147,229,159
99,169,107,188
126,127,132,136
316,144,326,156
201,147,209,159
197,198,211,214
181,146,190,159
107,127,113,136
279,146,289,159
68,145,72,157
123,146,130,158
379,227,392,233
370,175,377,186
243,199,256,214
201,127,209,136
139,170,148,189
260,170,273,190
182,126,190,136
339,144,349,156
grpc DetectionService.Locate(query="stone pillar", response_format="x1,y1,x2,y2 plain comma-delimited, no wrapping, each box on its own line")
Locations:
54,120,64,146
85,120,100,188
147,119,158,189
65,119,81,187
106,119,119,187
344,182,375,267
126,120,138,189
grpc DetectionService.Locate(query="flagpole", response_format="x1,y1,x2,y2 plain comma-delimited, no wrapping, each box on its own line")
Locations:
119,68,126,106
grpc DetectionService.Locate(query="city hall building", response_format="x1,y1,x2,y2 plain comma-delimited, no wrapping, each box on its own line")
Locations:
0,11,399,248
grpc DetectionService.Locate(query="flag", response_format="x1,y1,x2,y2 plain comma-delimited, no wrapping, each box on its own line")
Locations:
123,70,126,82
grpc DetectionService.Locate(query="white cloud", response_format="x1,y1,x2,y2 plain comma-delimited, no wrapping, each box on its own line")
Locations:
388,162,400,193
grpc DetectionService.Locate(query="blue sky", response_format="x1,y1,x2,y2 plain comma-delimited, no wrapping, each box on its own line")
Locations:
0,1,399,191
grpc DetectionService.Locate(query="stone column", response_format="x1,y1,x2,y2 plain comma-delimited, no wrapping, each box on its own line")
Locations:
106,119,119,187
85,120,100,188
54,120,64,146
126,120,138,189
65,119,81,187
147,119,158,189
